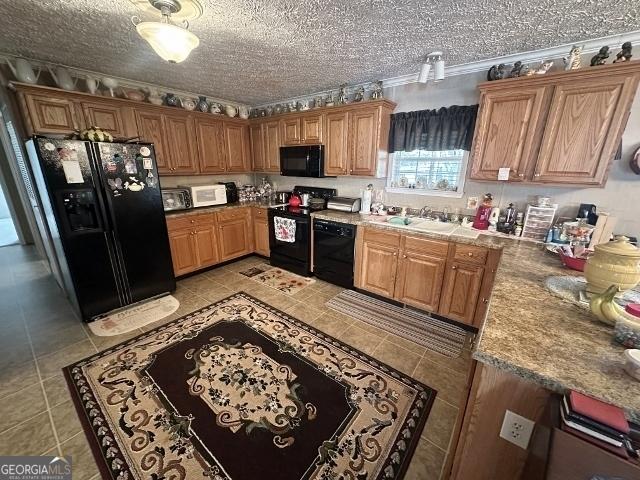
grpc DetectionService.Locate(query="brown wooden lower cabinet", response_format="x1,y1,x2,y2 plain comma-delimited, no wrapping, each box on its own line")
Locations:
439,261,484,325
252,208,270,257
168,228,199,276
355,226,497,327
194,223,219,268
216,208,253,261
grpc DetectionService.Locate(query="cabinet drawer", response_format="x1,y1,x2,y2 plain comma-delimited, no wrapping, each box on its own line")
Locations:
195,213,216,225
252,207,267,219
403,235,449,256
363,228,401,248
166,215,195,231
451,243,488,265
216,207,250,223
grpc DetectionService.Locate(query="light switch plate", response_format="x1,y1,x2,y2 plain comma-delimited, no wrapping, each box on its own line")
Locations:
499,410,535,449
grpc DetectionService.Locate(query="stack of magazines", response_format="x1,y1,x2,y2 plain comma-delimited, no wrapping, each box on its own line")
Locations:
561,391,638,460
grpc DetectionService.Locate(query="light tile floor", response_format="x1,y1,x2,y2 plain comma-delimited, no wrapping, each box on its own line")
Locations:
0,245,474,480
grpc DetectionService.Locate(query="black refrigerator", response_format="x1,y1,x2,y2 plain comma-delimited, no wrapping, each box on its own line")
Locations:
26,136,176,321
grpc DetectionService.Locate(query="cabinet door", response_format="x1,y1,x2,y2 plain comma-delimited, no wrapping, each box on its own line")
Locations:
218,218,252,261
249,123,265,171
225,124,251,172
395,252,446,312
469,87,548,181
81,102,134,138
196,118,227,173
263,121,281,172
194,224,219,268
439,262,484,325
23,94,81,135
533,77,633,185
301,114,323,144
253,218,270,257
349,107,380,176
165,114,199,174
168,229,198,276
135,109,170,173
324,111,349,175
280,117,301,145
359,241,399,298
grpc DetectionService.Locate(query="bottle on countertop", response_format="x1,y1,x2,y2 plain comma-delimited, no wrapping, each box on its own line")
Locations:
472,193,493,230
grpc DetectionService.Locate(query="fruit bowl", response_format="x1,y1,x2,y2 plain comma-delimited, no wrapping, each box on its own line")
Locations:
558,252,587,272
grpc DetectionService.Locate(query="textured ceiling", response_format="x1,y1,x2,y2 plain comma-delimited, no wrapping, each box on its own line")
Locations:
1,0,639,105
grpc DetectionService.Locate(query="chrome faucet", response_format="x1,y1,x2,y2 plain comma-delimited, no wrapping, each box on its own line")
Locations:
419,206,432,218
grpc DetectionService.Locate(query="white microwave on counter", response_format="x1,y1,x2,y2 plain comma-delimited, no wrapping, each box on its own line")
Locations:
179,184,228,207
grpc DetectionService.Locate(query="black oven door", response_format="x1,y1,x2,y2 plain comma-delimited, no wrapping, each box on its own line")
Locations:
268,209,311,276
280,145,324,177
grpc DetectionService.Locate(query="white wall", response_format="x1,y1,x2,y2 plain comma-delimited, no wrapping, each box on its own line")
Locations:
265,62,640,239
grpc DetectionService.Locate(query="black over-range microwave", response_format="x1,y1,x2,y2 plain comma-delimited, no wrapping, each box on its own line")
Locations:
280,145,325,177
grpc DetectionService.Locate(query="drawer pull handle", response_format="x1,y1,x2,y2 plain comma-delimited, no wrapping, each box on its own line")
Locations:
482,298,489,304
393,252,397,256
402,254,407,258
190,220,195,223
452,265,457,270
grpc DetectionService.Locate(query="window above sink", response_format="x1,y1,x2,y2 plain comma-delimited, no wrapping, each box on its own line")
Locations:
386,149,468,198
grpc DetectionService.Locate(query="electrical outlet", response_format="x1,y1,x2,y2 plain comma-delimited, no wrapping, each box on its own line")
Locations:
499,410,535,449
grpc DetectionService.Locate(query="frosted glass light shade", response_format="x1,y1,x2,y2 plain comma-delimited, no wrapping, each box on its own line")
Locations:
434,59,445,81
136,21,199,63
418,62,431,83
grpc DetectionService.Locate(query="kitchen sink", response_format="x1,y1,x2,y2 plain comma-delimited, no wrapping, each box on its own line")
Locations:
408,220,458,234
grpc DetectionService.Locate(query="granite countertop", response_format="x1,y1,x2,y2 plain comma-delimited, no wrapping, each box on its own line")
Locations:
311,210,640,420
164,201,274,216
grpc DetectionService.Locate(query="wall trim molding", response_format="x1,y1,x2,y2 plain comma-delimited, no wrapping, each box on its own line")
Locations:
254,30,640,108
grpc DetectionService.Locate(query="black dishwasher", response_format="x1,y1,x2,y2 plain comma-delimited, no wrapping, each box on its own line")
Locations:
313,219,357,288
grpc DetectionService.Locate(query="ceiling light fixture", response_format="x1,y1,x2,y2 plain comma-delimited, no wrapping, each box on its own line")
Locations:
132,0,200,64
417,51,445,84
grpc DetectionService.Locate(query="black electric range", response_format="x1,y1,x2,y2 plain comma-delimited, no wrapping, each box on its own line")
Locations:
268,186,336,276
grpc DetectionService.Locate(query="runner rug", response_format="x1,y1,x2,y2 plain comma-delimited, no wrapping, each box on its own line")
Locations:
327,290,467,358
239,265,315,295
64,292,435,480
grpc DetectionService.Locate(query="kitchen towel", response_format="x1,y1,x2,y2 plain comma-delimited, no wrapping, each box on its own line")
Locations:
274,216,296,243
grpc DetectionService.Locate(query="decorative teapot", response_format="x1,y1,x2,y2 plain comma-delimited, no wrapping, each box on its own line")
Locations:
7,58,40,84
585,236,640,295
238,106,249,119
102,77,119,97
146,88,163,105
47,65,78,91
225,105,238,117
181,97,196,111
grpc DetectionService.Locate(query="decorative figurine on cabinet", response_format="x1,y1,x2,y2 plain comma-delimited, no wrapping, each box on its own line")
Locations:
353,86,365,102
534,60,554,74
487,63,507,81
337,84,348,105
509,61,524,78
370,80,384,99
614,42,633,63
563,45,583,70
590,46,610,66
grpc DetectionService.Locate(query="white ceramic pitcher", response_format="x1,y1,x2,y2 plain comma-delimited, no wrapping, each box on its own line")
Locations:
85,76,100,94
6,58,40,84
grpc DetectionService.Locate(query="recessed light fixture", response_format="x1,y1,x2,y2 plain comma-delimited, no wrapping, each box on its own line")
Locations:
417,51,445,84
132,0,200,64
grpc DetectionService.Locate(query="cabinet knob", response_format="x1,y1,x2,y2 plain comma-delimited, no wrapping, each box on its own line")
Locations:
393,252,397,256
452,265,457,270
467,252,473,257
534,173,541,177
402,254,407,258
482,298,489,304
190,220,195,224
518,173,524,177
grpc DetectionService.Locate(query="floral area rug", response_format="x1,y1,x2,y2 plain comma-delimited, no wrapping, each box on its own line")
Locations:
64,292,436,480
239,265,315,295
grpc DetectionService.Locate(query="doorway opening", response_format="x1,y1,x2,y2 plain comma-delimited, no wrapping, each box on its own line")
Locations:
0,181,18,246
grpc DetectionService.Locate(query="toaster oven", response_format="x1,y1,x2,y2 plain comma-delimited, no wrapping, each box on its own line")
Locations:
161,188,191,211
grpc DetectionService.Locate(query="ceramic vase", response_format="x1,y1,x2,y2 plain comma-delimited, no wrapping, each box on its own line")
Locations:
182,97,196,111
196,96,209,112
164,93,179,107
225,105,237,117
85,76,99,94
238,106,249,119
585,236,640,294
146,88,163,105
7,58,40,84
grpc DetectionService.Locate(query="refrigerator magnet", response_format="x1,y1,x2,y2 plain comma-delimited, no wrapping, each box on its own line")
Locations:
124,159,137,174
140,146,151,157
143,157,153,170
44,142,55,151
106,161,117,173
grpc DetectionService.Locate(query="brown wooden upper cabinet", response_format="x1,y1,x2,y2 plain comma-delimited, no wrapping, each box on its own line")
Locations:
324,101,395,177
469,62,640,186
135,108,199,175
249,123,265,171
224,123,251,172
279,113,324,146
81,102,136,139
196,117,227,174
21,93,81,135
263,121,280,172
